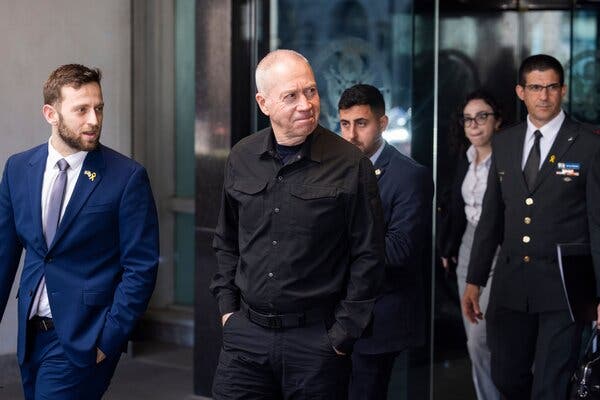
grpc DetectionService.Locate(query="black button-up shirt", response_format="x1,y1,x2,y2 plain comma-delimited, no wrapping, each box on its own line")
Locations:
211,125,385,352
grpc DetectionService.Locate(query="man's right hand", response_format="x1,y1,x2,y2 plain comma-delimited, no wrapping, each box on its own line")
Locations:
440,256,457,270
221,312,234,326
462,283,483,324
441,257,449,270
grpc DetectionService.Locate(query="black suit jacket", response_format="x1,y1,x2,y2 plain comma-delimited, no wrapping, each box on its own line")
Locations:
437,154,469,261
353,142,433,354
467,116,600,313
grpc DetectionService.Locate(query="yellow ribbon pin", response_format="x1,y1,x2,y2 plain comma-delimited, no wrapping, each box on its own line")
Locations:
84,170,97,181
549,155,556,164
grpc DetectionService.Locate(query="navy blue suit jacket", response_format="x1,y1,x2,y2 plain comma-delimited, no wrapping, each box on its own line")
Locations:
353,142,433,354
0,143,159,367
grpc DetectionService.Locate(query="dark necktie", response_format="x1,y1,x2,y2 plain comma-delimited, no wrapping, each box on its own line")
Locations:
45,158,69,247
523,130,542,191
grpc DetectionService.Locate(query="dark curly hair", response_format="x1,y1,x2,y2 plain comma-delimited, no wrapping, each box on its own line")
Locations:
448,89,502,155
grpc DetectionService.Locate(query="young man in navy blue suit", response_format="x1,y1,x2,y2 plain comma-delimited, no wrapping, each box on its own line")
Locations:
339,84,433,399
0,64,159,399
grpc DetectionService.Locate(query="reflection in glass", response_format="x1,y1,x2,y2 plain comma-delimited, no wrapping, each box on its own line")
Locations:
272,0,414,156
565,9,599,125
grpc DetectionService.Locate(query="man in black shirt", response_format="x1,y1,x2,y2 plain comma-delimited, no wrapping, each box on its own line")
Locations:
210,49,385,399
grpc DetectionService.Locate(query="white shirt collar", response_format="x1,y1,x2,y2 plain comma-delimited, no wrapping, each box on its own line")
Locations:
466,144,492,167
46,137,88,172
526,109,565,144
369,140,386,165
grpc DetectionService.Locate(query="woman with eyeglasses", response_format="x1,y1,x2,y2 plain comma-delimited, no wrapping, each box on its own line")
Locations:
438,89,503,400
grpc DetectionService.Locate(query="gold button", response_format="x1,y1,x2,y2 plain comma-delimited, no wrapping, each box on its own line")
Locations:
523,256,530,262
524,217,531,224
525,198,534,205
522,235,531,243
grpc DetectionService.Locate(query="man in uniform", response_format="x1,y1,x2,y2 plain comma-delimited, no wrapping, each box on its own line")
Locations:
463,54,600,400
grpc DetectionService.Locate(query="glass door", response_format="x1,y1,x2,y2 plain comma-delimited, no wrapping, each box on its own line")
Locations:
265,1,436,398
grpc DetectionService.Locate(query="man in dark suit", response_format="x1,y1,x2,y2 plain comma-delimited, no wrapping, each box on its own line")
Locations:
0,64,159,399
339,84,433,399
462,54,600,400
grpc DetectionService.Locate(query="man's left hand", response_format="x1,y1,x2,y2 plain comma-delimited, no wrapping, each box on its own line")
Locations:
96,348,106,364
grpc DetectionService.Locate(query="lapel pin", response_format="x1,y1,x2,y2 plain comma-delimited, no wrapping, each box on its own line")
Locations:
549,155,556,163
374,168,381,177
84,170,97,182
568,137,574,142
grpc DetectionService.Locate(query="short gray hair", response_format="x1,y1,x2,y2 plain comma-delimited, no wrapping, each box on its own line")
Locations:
255,49,310,93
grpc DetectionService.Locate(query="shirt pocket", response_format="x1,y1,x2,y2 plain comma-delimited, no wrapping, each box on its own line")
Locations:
289,184,340,234
232,179,267,232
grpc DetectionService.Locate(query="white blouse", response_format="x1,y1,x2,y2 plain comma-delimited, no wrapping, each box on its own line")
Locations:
461,145,492,226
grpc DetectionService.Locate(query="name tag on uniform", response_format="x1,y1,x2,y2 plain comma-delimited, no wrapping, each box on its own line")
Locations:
556,162,580,177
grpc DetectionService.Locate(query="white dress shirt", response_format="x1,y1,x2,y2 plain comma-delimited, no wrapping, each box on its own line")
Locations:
29,138,87,319
369,140,385,165
462,145,492,226
521,109,565,169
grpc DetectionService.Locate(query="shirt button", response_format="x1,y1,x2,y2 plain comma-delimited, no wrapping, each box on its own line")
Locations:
525,197,534,206
274,207,280,213
268,272,274,278
277,176,283,182
272,240,278,246
524,217,531,224
523,256,530,262
522,235,531,243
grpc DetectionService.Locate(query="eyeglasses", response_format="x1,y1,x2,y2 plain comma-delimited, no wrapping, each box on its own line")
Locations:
523,83,562,93
459,112,497,128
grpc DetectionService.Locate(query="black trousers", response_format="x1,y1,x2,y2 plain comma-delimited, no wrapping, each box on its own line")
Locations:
348,350,401,400
212,311,350,400
487,306,583,400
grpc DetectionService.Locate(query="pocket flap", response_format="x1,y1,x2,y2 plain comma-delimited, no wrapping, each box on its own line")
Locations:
290,184,337,200
233,179,267,195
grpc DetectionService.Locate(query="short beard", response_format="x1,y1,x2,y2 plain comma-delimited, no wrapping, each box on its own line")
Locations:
57,113,100,152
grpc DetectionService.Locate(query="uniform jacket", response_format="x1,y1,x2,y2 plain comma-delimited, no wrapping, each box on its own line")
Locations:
0,143,159,367
467,117,600,313
354,142,433,354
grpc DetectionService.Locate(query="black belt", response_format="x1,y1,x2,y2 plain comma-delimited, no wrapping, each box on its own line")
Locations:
29,317,54,332
240,299,329,329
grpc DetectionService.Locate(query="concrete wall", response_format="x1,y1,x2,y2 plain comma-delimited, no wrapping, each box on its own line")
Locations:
0,0,132,355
